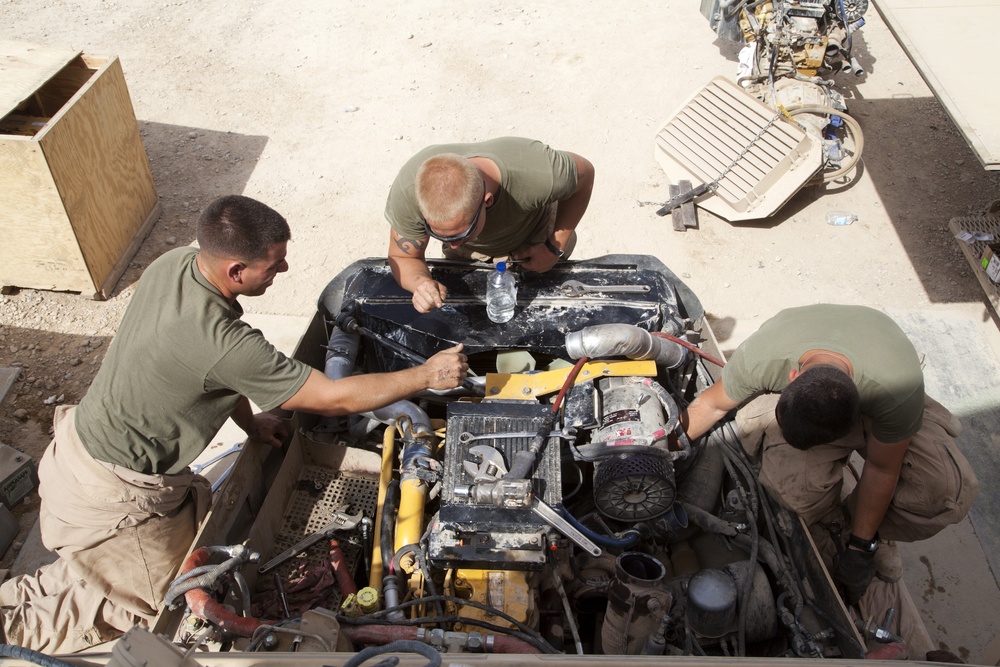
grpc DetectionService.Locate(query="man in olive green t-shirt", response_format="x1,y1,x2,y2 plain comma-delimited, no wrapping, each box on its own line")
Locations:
0,195,469,653
384,137,595,313
680,304,977,607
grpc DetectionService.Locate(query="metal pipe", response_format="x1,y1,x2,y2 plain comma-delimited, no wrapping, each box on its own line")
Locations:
396,477,428,551
369,425,396,588
565,324,687,369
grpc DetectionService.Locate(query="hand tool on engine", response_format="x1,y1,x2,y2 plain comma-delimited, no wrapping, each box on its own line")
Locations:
460,445,602,557
463,444,511,482
531,498,603,557
336,313,484,396
258,505,364,575
558,280,651,297
458,430,567,446
273,573,291,619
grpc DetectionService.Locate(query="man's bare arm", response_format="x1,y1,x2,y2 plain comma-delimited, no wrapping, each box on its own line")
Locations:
281,345,467,416
386,229,447,312
851,435,909,540
520,152,595,273
679,380,741,441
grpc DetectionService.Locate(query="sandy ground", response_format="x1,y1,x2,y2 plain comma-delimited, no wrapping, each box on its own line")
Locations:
2,0,1000,661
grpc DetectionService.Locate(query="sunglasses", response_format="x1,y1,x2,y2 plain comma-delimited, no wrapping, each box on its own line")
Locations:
422,180,486,243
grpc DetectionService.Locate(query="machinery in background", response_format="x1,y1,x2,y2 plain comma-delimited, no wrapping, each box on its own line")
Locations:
651,0,867,224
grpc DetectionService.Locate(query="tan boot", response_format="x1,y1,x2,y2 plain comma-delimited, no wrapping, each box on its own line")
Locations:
874,540,903,583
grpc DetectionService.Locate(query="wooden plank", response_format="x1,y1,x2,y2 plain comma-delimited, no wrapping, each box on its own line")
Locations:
0,40,79,118
667,183,687,232
0,138,92,292
40,55,158,291
94,199,162,300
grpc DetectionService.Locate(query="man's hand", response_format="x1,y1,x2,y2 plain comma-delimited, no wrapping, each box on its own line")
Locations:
514,243,560,273
411,277,448,313
422,344,468,390
248,412,287,448
833,546,876,605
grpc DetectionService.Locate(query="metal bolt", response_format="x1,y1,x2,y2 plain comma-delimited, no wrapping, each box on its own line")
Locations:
521,387,532,395
489,387,500,395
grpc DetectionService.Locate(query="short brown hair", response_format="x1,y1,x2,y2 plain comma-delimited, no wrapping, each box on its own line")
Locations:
414,154,481,225
196,195,290,262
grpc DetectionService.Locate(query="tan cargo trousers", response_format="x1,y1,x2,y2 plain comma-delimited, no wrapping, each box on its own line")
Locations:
734,393,979,656
734,393,979,540
0,406,210,653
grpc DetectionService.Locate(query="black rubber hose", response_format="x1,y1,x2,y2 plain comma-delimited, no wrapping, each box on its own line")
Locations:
341,639,442,667
0,645,76,667
380,479,400,574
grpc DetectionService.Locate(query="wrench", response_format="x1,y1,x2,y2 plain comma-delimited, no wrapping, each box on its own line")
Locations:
458,430,566,445
190,442,243,475
532,498,602,557
258,505,364,574
463,444,510,481
461,446,602,557
559,280,651,297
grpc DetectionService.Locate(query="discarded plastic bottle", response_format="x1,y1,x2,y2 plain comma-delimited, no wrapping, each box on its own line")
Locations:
826,211,858,226
486,261,517,324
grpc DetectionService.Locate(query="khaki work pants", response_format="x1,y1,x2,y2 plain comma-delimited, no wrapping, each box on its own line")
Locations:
443,202,577,263
0,406,210,653
734,393,978,539
734,393,979,654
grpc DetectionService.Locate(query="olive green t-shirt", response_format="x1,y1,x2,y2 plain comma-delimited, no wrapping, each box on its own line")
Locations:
75,247,311,474
384,137,578,255
721,304,925,443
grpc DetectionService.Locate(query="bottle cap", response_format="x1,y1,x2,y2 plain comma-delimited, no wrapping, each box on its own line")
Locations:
496,261,507,272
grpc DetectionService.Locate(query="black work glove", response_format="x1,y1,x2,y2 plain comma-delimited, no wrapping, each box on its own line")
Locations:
833,547,876,605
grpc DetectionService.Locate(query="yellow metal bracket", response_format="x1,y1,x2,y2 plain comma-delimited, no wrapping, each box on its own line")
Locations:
485,360,657,400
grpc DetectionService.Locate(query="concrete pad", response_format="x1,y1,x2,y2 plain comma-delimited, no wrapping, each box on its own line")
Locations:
885,303,1000,664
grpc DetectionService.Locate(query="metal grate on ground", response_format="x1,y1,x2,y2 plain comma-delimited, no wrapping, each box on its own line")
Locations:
949,215,1000,322
266,466,378,589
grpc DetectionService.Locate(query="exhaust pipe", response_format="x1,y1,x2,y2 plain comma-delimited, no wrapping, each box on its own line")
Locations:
565,324,687,368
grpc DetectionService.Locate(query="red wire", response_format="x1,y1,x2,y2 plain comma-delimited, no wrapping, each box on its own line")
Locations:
652,332,725,367
552,356,590,413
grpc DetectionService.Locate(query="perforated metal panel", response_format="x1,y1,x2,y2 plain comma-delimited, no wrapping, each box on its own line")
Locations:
654,77,823,221
267,467,378,583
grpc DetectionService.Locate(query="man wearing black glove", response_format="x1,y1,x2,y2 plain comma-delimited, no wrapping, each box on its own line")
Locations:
678,305,979,607
834,533,879,605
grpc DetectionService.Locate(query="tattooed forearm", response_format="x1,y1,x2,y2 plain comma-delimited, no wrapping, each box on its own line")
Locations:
394,235,429,255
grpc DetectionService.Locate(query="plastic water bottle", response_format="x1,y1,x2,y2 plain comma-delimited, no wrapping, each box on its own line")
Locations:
826,211,857,226
486,261,516,324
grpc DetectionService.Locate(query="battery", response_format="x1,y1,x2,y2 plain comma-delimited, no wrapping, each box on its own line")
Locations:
0,442,36,509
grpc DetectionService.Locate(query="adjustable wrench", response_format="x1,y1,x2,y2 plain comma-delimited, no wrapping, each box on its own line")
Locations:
460,446,602,557
259,505,364,574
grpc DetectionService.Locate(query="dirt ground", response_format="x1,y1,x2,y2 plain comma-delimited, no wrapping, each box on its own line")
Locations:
2,0,999,661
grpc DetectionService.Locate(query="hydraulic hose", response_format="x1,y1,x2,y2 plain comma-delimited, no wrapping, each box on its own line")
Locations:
785,105,864,182
341,624,541,654
558,507,641,549
180,546,267,638
343,639,442,667
164,544,259,609
0,645,75,667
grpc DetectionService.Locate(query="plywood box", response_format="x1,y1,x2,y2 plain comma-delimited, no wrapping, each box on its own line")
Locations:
0,41,161,299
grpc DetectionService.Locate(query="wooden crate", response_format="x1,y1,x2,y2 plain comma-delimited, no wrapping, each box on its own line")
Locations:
0,41,160,299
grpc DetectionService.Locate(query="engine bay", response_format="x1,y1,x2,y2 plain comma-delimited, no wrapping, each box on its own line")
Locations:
160,256,870,661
